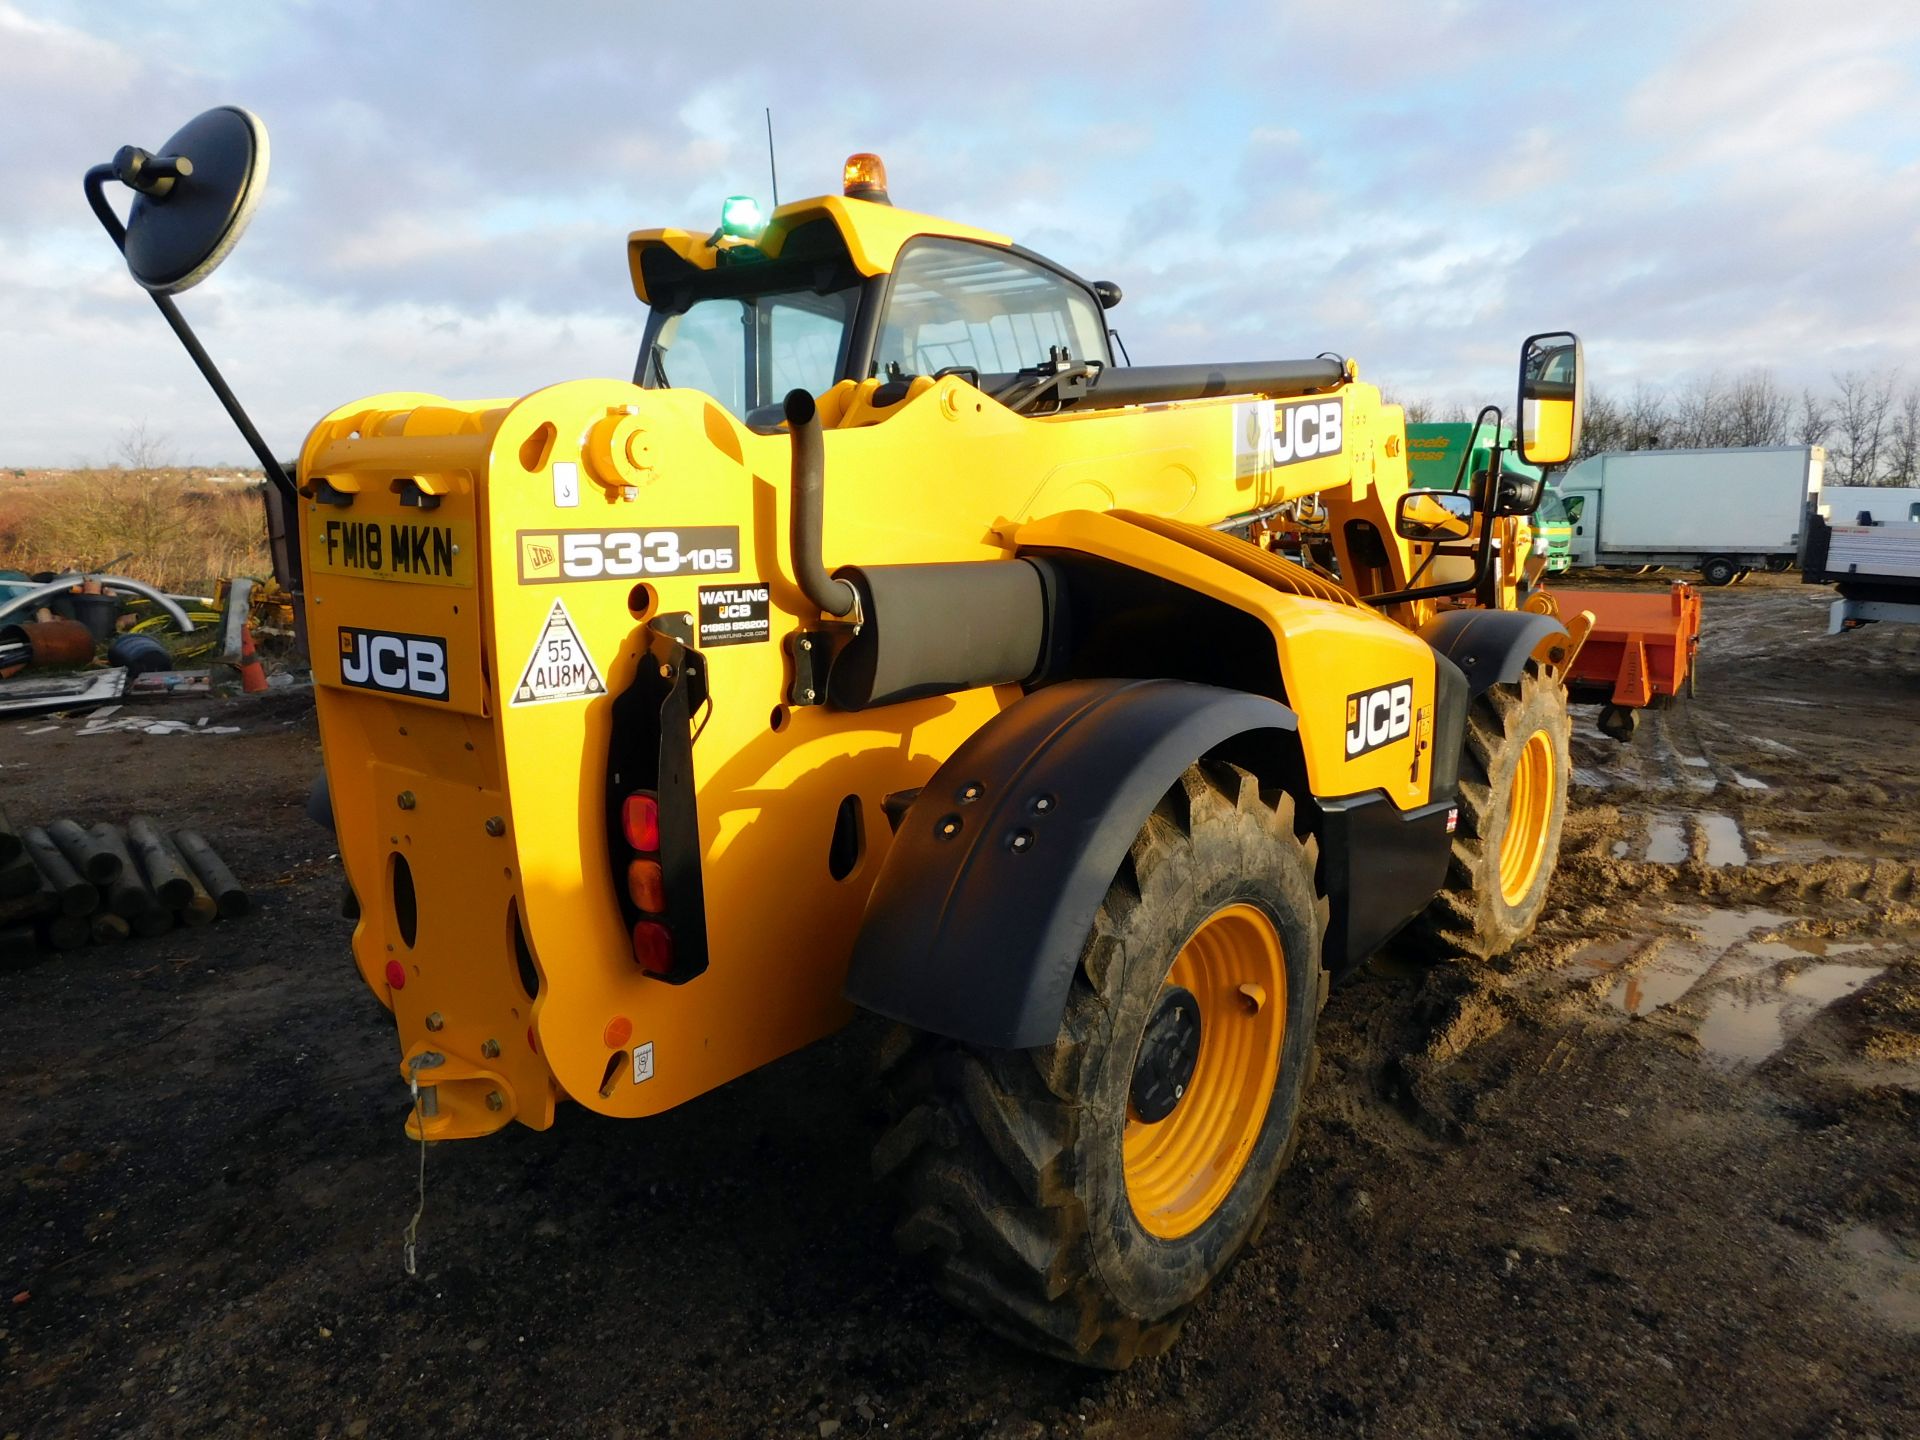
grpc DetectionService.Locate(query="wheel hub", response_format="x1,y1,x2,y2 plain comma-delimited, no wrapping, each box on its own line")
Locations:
1130,986,1202,1124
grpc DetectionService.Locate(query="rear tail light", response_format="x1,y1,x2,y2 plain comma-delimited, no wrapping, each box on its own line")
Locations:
619,790,672,974
631,920,674,975
622,793,660,852
626,858,665,912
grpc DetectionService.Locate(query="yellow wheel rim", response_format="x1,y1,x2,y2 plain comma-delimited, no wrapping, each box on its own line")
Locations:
1124,903,1287,1240
1499,729,1555,906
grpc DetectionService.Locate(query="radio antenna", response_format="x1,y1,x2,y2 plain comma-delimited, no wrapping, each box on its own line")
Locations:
765,108,780,208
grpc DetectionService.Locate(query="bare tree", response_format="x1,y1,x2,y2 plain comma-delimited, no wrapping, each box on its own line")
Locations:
115,420,170,474
1830,369,1898,484
1796,388,1830,449
1885,385,1920,487
1621,383,1668,450
1725,370,1793,447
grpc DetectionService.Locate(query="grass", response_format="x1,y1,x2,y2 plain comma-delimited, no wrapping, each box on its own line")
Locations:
0,468,272,596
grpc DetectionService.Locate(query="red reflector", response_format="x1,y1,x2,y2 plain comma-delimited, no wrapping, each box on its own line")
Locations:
631,920,674,975
385,959,407,990
622,793,660,852
627,858,666,912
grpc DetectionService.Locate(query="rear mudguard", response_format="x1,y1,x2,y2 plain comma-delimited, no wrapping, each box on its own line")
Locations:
844,677,1297,1049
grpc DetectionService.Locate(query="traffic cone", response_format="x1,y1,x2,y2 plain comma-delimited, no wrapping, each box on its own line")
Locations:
238,622,269,693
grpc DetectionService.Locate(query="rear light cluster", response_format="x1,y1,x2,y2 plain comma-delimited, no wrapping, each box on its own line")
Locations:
621,792,673,975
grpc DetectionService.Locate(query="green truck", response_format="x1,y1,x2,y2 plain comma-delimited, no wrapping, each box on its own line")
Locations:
1406,422,1572,574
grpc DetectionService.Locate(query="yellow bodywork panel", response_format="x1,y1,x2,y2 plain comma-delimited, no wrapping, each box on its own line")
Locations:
628,195,1010,301
300,367,1444,1139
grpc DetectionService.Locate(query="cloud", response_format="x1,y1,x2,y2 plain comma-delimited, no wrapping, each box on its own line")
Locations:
4,0,1920,461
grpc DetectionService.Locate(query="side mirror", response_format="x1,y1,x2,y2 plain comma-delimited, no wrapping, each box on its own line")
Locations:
1517,330,1583,468
1396,489,1475,542
85,106,270,294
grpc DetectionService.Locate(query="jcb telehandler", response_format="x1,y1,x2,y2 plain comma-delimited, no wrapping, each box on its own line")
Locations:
88,109,1586,1367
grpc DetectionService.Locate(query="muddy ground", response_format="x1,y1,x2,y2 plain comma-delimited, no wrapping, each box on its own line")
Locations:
3,573,1917,1439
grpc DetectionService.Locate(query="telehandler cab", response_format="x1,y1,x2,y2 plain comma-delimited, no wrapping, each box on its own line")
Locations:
88,111,1587,1367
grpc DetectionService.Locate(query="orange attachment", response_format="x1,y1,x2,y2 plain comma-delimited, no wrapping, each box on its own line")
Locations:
603,1016,633,1049
1552,582,1700,708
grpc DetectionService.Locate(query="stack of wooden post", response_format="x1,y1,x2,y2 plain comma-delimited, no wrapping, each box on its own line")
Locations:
0,807,249,965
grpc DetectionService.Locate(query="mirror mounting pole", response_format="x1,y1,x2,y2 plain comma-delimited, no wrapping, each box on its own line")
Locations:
1364,404,1505,609
84,161,297,507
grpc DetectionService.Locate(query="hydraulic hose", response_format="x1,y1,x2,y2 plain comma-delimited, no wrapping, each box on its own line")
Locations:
784,389,859,619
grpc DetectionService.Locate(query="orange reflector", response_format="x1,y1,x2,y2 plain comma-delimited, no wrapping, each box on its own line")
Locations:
632,920,674,975
842,152,890,202
604,1015,633,1049
627,858,665,913
622,792,660,852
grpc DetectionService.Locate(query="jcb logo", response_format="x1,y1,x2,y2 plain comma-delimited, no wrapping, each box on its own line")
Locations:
338,627,449,701
1273,399,1343,467
1345,680,1412,758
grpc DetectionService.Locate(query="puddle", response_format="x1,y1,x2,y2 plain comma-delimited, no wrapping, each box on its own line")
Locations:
1680,756,1711,769
1748,938,1878,960
1687,906,1794,951
1695,962,1885,1067
1733,772,1770,791
1611,840,1631,859
1603,908,1791,1016
1644,814,1689,864
1836,1224,1920,1335
1745,831,1862,863
1697,813,1749,867
1563,936,1645,981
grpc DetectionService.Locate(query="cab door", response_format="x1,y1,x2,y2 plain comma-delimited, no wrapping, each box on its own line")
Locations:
1563,489,1600,566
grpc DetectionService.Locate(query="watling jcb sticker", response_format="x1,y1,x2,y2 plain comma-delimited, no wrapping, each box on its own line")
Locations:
1345,680,1413,758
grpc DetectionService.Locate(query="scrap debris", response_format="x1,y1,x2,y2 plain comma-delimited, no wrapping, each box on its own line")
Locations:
0,807,250,967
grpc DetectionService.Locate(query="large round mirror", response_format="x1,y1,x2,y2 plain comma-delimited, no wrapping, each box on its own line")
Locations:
120,106,270,294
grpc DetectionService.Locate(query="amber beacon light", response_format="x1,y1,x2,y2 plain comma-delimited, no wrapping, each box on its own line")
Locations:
842,152,890,204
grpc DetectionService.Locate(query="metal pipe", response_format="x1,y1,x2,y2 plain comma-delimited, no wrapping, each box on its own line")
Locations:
1073,358,1347,410
0,574,197,632
783,389,858,619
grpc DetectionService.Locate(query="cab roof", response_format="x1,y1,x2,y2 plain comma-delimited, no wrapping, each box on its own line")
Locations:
626,194,1011,304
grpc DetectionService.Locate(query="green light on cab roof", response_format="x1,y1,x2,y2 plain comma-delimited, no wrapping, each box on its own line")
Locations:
720,195,764,237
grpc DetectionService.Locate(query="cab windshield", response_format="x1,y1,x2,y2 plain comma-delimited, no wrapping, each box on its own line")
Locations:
1537,490,1570,526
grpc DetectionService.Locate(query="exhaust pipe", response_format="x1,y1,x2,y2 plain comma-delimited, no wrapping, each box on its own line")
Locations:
783,389,858,619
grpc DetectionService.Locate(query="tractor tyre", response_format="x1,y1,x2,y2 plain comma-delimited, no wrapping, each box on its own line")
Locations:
1701,556,1739,586
1405,666,1571,961
874,762,1327,1368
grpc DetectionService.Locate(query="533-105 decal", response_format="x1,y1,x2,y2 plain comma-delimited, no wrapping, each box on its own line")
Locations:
517,527,738,583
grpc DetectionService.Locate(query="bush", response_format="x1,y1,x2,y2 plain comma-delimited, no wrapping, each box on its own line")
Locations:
0,470,271,595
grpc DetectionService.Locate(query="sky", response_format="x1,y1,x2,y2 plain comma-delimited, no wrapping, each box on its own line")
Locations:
4,0,1920,466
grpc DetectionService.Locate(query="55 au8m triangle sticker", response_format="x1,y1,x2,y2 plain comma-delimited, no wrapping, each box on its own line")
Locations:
511,598,605,706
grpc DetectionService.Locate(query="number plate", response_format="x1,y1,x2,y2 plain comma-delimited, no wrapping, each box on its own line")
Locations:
515,527,740,583
310,517,474,587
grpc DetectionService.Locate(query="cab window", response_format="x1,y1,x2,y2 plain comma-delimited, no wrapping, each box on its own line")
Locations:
650,284,859,421
874,239,1109,382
